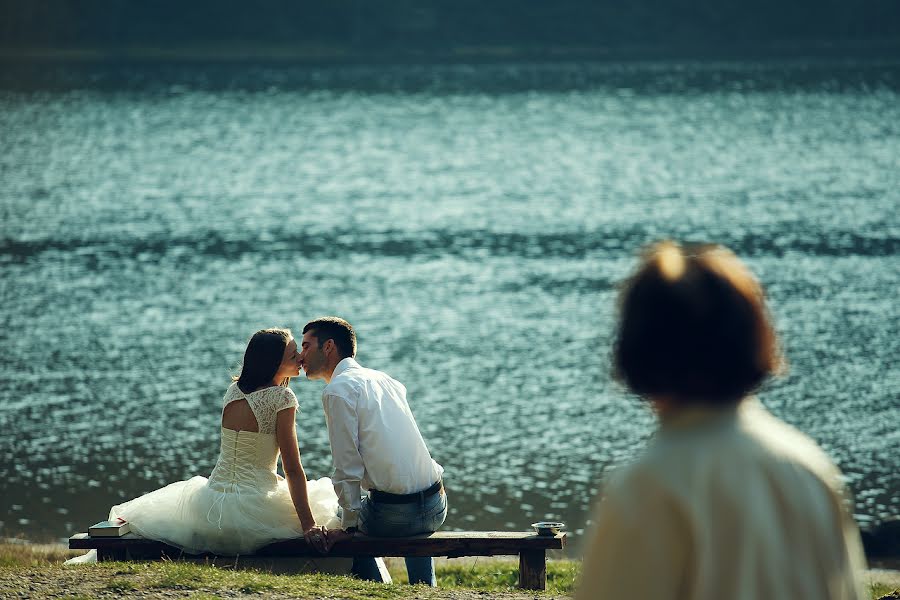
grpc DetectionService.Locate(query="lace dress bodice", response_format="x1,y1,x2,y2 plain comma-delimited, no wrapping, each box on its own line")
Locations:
221,383,298,434
208,384,299,492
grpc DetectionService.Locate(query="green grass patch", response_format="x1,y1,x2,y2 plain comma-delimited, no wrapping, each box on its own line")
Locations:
431,559,578,593
104,578,137,592
437,562,520,589
0,541,78,567
151,560,210,589
1,544,897,599
236,573,277,594
865,569,900,599
135,560,409,599
870,582,900,599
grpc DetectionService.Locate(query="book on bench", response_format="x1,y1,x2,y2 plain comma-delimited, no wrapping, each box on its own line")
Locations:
89,518,131,537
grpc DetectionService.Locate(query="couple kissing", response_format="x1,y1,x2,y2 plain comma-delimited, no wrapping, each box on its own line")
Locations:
68,317,446,587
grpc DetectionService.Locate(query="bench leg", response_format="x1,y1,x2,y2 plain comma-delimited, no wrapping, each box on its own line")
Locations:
518,549,547,590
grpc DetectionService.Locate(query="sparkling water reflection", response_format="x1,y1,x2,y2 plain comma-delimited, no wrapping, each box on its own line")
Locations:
0,60,898,552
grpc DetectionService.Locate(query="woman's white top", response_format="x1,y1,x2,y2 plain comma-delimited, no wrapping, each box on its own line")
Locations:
207,383,299,492
576,398,866,600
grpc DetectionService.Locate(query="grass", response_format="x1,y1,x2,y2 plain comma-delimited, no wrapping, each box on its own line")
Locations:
105,578,137,592
0,541,74,567
869,572,900,599
0,542,897,598
385,557,579,592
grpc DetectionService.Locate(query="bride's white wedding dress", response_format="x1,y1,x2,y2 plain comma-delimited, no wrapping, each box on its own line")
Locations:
68,383,341,562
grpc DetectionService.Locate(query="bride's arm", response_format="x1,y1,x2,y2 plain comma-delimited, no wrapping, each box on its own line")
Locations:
275,407,316,532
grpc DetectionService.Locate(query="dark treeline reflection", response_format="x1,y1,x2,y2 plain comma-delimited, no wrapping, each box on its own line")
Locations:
1,0,899,59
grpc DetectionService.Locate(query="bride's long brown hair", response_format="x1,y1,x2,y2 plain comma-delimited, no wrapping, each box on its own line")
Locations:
233,328,293,394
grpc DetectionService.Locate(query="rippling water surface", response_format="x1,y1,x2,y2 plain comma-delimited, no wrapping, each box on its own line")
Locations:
1,60,898,551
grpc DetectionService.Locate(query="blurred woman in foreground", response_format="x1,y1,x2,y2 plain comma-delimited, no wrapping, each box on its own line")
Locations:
577,242,866,600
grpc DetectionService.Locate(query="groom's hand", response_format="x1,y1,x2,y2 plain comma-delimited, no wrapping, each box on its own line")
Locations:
324,527,355,551
304,526,328,553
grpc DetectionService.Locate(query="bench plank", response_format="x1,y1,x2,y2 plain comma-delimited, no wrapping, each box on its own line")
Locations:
70,531,564,558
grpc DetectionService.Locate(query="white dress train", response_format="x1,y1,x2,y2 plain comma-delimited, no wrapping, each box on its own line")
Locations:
67,384,347,569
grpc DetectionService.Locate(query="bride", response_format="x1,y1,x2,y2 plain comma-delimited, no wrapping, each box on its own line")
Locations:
69,328,340,561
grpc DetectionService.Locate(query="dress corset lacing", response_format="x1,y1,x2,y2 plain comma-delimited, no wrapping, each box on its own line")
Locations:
206,428,281,529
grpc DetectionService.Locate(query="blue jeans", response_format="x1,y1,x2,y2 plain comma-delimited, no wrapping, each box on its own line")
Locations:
353,486,448,586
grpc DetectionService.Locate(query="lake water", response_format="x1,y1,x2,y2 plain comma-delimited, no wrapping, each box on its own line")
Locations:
1,59,898,553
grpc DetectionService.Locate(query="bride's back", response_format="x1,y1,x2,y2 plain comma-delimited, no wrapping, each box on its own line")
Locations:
221,383,298,436
209,383,300,489
222,397,260,433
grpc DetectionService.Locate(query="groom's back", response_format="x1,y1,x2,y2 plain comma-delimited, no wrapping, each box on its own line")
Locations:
323,359,442,495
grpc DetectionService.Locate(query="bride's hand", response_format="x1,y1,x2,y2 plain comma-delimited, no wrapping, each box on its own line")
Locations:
304,525,328,553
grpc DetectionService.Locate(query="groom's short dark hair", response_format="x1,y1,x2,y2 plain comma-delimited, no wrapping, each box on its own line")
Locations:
303,317,357,359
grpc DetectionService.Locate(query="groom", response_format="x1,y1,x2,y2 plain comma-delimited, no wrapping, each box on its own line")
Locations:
298,316,447,586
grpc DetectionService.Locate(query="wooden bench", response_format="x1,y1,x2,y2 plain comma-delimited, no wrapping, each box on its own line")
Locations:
69,530,566,590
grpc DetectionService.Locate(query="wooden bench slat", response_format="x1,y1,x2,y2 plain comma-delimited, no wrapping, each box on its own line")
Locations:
69,531,565,557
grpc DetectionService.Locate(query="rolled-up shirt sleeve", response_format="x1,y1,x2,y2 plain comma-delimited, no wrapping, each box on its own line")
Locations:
322,392,364,529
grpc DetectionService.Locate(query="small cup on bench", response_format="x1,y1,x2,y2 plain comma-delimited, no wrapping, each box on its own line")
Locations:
531,522,565,536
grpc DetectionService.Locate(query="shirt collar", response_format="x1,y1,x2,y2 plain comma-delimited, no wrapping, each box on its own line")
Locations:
331,356,360,380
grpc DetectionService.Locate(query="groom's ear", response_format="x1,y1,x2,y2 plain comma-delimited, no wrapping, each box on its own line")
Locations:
323,338,335,355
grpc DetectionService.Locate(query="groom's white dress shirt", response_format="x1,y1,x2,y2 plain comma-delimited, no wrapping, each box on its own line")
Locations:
322,357,443,529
